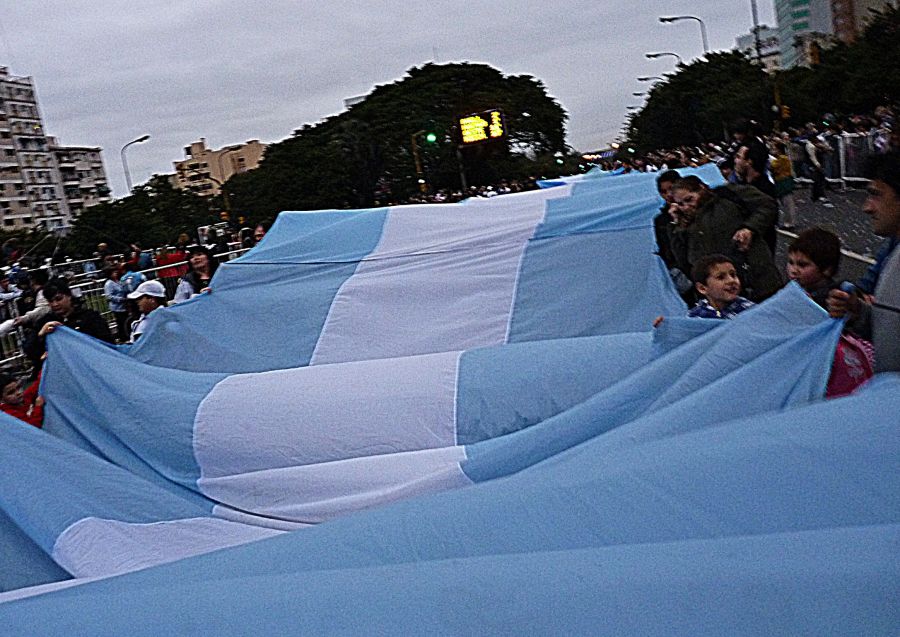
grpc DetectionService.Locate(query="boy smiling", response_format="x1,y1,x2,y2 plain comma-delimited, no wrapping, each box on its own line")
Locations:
688,254,755,319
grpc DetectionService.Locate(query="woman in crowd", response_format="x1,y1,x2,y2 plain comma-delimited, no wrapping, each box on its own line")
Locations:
667,176,782,302
174,245,217,303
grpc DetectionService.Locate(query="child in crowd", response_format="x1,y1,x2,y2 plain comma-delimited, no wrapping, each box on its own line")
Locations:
688,254,755,319
0,372,43,428
786,227,840,308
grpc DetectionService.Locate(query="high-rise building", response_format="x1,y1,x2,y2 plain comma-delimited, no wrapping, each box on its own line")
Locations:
0,66,110,232
832,0,894,42
172,138,266,197
775,0,835,67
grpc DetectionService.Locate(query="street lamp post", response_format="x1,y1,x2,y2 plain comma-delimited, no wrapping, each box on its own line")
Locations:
120,134,150,194
645,51,683,65
659,15,710,54
637,76,663,82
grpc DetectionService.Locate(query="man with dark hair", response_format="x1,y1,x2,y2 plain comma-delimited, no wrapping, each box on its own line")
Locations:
828,152,900,372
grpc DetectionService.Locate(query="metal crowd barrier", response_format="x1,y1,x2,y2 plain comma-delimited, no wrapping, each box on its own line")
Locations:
793,131,877,189
0,246,250,372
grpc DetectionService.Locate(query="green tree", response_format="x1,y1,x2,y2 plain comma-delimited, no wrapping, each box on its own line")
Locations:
226,62,568,218
627,52,770,151
627,7,899,149
66,175,215,257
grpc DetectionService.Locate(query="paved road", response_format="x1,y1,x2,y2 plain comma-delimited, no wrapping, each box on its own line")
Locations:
775,182,880,284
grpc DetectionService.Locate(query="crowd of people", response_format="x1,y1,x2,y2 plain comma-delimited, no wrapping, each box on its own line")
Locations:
652,148,898,396
604,106,898,179
397,178,540,205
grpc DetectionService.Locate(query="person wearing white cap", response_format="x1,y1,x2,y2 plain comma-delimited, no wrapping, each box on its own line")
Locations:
126,280,167,343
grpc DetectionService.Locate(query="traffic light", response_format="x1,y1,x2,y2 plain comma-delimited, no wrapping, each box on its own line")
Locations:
780,105,791,119
425,132,437,143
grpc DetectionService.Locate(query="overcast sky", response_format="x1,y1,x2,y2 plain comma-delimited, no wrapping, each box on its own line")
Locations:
4,1,774,196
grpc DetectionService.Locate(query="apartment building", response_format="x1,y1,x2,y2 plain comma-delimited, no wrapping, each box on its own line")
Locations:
0,66,68,230
0,66,111,231
736,25,781,72
49,138,112,218
172,138,266,197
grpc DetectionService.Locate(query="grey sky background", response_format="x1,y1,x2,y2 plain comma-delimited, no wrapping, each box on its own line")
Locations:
4,1,774,196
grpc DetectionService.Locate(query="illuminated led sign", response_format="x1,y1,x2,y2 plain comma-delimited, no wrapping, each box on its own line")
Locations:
459,109,506,145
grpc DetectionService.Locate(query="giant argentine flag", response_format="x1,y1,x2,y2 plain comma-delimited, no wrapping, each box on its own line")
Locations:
122,166,718,372
1,284,846,593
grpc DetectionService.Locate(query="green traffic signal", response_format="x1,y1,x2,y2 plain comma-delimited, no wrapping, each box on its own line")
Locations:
425,132,437,143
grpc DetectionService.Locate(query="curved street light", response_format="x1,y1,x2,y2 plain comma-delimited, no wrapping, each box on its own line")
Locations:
645,51,683,65
632,92,645,97
659,15,710,54
637,76,663,82
120,134,150,194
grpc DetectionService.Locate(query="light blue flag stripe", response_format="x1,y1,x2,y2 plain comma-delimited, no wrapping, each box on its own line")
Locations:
465,283,840,482
455,332,652,445
127,208,388,372
3,374,896,634
120,170,702,374
0,509,70,593
42,334,226,505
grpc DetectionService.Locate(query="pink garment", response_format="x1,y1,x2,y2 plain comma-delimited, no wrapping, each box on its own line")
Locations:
826,334,875,399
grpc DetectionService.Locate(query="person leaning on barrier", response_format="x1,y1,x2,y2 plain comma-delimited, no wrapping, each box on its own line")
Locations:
0,269,22,321
827,151,900,373
127,280,167,343
102,266,130,343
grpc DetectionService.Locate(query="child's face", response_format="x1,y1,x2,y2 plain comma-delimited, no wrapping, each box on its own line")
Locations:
697,262,741,309
1,380,22,405
787,251,827,290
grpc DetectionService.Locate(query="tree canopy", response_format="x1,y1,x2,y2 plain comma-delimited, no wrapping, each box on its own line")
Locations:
626,5,899,151
226,62,568,219
65,175,217,257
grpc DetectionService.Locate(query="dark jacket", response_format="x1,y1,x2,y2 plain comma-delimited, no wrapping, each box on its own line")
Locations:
670,194,783,302
27,306,115,363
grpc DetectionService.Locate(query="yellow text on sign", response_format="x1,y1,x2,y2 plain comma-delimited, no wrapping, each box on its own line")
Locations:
460,115,489,144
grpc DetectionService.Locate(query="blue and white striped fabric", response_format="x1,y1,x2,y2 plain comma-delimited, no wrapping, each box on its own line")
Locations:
2,300,897,633
3,166,895,633
124,166,717,373
1,284,844,592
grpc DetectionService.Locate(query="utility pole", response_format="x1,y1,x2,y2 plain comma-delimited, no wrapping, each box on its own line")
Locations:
750,0,763,64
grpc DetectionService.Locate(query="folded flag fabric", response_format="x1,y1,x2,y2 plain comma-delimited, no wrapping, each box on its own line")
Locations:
2,343,895,634
1,284,842,594
123,166,720,373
